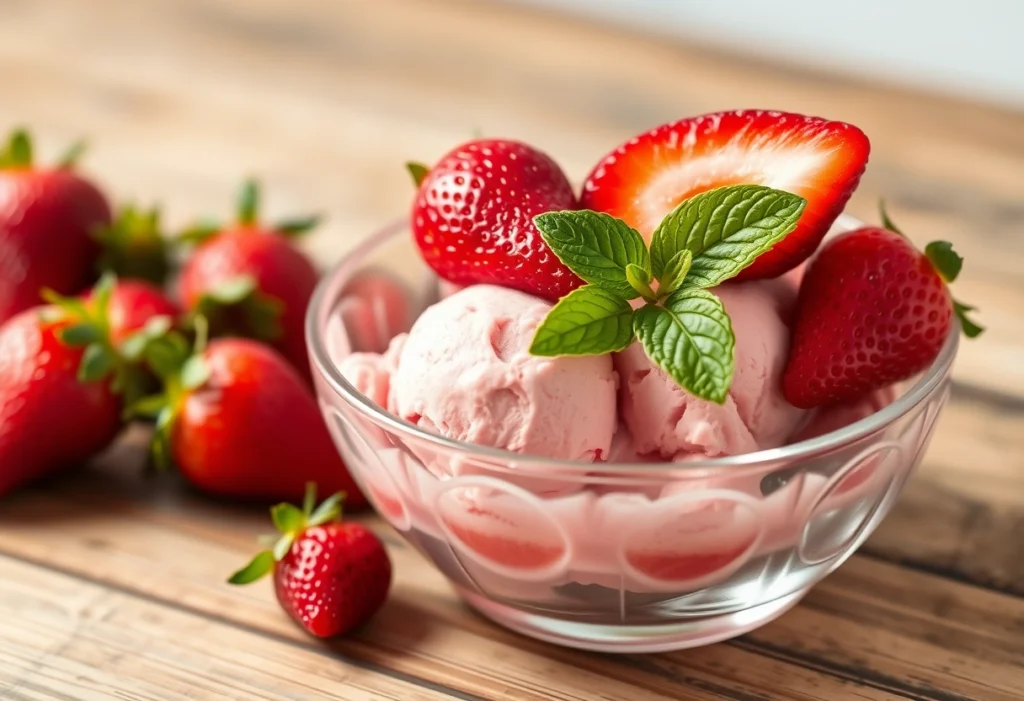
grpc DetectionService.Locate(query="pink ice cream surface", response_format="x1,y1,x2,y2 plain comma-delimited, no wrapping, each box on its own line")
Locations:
616,277,806,459
389,285,617,461
337,335,406,408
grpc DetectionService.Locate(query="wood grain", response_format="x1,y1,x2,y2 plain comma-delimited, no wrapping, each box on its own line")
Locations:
0,555,454,701
0,0,1022,699
2,451,1022,701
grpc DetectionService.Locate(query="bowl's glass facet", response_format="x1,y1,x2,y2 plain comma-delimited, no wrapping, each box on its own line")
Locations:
307,220,954,652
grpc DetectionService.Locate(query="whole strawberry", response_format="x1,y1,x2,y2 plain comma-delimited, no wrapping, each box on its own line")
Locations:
409,138,582,301
134,332,366,506
0,275,146,496
783,207,982,408
229,484,392,638
177,179,320,381
91,278,180,347
0,129,112,324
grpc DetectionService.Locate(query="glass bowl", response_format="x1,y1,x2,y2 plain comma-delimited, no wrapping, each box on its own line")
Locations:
305,216,957,653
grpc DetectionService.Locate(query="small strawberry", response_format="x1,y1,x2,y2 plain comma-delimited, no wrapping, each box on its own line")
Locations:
409,138,581,301
0,275,150,496
177,179,321,381
783,205,982,408
133,329,367,506
228,484,392,638
580,110,870,280
0,129,112,324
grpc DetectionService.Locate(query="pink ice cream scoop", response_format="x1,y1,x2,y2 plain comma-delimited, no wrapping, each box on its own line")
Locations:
616,277,806,459
390,284,617,461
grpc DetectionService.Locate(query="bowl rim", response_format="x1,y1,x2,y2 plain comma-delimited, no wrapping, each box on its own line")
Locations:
306,215,958,474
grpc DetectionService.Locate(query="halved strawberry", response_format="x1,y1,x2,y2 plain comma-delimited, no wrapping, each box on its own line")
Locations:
581,110,870,280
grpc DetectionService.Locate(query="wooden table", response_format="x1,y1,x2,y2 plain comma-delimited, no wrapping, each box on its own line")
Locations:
2,1,1023,699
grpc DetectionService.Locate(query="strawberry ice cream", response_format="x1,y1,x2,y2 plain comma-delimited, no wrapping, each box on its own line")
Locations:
616,277,806,460
375,285,618,461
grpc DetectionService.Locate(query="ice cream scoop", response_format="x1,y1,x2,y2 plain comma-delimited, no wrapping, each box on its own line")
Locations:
389,284,618,461
616,277,806,459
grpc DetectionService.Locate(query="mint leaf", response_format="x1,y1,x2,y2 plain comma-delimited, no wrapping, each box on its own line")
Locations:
530,286,634,356
625,263,656,301
649,185,806,287
658,249,693,298
534,210,650,298
924,241,963,283
633,288,735,404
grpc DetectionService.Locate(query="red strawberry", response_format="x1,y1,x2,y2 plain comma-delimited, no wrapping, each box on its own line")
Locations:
783,207,982,408
136,333,366,506
229,485,392,638
0,277,140,495
410,138,581,301
89,278,179,347
177,180,320,381
0,130,112,324
581,110,870,280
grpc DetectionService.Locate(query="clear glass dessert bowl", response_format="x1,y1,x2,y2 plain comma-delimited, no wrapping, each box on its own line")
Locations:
305,216,957,653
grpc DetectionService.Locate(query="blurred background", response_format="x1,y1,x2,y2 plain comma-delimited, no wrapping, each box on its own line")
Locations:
514,0,1024,108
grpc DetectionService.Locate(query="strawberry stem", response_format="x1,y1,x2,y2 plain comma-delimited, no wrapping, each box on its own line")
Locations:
237,178,260,226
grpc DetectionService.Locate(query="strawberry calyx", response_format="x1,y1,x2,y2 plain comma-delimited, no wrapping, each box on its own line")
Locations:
179,178,322,245
878,203,984,339
40,273,154,407
0,128,88,170
228,483,347,585
126,316,213,469
187,275,284,342
93,204,173,286
405,161,429,187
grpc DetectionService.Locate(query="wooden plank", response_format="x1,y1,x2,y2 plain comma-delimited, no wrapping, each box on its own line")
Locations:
0,554,456,701
1,450,1022,701
0,0,1021,398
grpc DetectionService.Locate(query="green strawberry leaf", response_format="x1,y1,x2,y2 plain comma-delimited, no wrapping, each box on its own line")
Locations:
129,393,168,420
207,276,257,305
406,161,430,187
534,210,651,298
59,322,102,346
658,249,693,298
179,219,223,245
227,550,276,585
56,140,87,169
309,491,346,527
78,343,115,382
879,199,903,235
275,214,322,238
529,286,635,357
272,533,296,561
4,129,32,167
271,503,305,533
924,241,963,283
302,482,318,518
633,288,735,404
180,355,211,391
953,300,984,338
649,185,806,287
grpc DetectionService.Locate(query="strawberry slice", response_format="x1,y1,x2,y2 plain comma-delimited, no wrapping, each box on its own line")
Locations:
581,110,870,280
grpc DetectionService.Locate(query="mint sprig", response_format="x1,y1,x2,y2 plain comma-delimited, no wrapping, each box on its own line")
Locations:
650,184,806,288
530,184,807,403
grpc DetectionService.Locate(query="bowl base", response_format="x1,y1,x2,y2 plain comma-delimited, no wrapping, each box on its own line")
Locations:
456,586,807,653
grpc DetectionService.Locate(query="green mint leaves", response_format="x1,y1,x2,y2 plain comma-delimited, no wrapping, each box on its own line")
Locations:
533,211,651,299
650,185,806,287
531,184,807,404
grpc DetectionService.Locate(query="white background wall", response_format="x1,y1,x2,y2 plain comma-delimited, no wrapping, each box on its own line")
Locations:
511,0,1024,108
